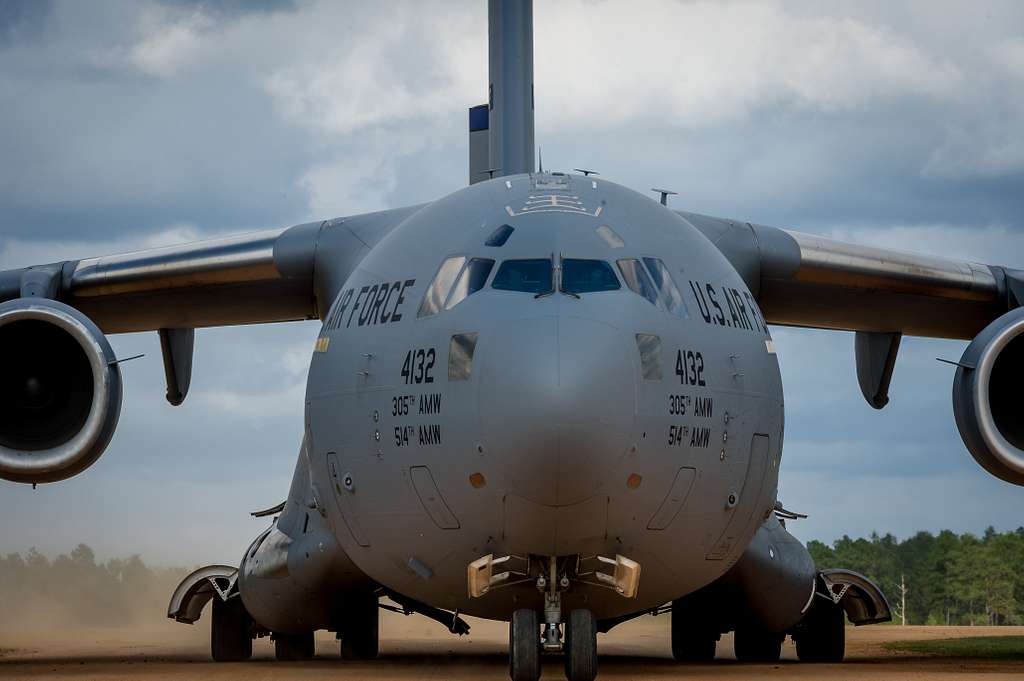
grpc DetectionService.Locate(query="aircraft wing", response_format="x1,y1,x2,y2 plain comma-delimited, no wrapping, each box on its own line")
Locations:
0,228,315,334
0,206,422,334
680,211,1018,341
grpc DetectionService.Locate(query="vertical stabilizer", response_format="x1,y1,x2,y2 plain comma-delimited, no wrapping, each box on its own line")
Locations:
488,0,535,177
468,104,490,184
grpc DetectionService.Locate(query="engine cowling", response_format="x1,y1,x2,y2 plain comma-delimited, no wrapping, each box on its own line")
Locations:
953,308,1024,486
0,298,122,484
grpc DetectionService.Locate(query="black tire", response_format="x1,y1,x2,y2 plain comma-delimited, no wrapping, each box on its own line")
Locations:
275,631,315,661
564,609,598,681
795,600,845,663
211,596,252,662
508,608,540,681
733,628,783,663
671,623,717,662
340,592,379,660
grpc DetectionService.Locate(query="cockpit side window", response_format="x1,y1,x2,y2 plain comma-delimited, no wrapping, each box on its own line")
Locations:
446,258,495,309
561,259,621,294
418,256,466,318
643,257,690,318
617,258,659,306
491,258,553,294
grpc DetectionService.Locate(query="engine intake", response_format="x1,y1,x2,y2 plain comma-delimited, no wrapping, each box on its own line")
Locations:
0,298,122,484
953,308,1024,486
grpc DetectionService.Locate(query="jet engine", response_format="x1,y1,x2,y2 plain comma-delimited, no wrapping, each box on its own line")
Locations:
953,308,1024,485
0,298,122,484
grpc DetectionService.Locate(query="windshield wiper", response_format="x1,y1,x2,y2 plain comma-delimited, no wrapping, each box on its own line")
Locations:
555,253,580,298
535,253,557,298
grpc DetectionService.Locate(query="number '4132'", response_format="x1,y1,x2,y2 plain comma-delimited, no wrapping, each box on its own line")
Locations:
401,348,435,384
675,350,705,386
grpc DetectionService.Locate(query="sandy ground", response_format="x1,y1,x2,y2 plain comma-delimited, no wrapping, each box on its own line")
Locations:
1,611,1022,680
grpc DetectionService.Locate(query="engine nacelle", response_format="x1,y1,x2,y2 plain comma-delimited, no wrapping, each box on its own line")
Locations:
953,308,1024,486
0,298,122,484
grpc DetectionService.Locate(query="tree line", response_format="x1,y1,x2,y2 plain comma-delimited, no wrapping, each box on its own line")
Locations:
808,527,1024,626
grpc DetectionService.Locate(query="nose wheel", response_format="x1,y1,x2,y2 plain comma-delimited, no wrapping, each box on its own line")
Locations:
564,609,598,681
509,608,540,681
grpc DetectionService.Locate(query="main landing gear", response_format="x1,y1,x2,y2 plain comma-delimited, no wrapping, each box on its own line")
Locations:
793,598,845,662
670,620,718,662
733,627,784,663
338,591,380,660
274,631,315,661
211,596,253,662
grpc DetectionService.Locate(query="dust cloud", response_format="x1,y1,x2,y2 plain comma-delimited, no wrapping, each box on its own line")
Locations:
0,544,202,648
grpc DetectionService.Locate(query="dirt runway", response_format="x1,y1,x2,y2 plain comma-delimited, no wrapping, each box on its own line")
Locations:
1,611,1022,680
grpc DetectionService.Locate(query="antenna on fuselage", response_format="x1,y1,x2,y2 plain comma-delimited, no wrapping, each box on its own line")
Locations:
652,188,678,206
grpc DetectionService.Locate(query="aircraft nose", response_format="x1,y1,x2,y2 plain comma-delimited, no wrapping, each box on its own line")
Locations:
478,315,636,506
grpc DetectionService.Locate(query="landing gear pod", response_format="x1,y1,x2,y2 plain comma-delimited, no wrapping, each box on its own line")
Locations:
953,307,1024,485
0,298,122,484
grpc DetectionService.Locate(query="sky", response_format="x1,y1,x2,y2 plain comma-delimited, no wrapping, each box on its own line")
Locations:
1,0,1023,566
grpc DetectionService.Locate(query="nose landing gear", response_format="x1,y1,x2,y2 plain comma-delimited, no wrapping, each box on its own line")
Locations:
506,557,600,681
508,607,598,681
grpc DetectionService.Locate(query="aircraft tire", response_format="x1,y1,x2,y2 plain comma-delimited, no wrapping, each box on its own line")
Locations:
275,631,315,661
564,609,598,681
508,608,540,681
340,592,379,660
733,628,783,663
670,622,717,662
211,596,252,662
795,600,845,663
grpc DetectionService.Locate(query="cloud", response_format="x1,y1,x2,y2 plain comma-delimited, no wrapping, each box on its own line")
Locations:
128,6,217,78
535,1,962,132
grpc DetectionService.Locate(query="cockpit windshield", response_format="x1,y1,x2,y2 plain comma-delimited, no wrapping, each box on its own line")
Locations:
643,257,689,318
616,257,690,318
446,258,495,309
561,259,621,294
419,256,495,318
491,258,553,294
617,258,659,306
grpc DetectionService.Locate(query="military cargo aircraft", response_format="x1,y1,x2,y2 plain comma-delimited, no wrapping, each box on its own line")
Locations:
1,2,1021,680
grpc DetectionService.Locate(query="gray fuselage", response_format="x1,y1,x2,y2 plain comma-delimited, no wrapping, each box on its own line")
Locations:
303,172,784,621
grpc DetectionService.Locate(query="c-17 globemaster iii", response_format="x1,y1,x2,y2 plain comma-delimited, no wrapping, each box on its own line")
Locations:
1,2,1021,680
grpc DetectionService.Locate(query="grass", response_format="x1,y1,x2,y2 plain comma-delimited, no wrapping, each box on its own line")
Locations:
882,636,1024,660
